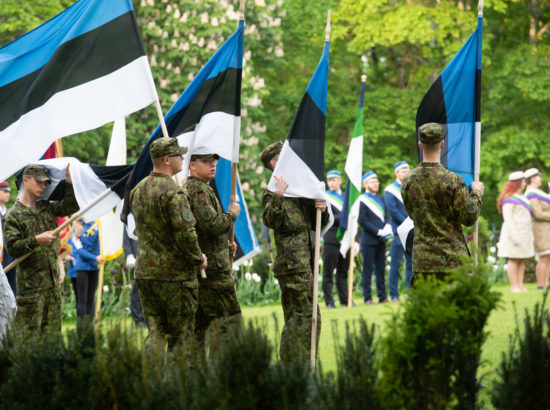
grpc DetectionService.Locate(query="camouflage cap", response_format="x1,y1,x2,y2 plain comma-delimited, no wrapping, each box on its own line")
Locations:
150,138,188,159
22,165,51,182
190,153,220,162
260,141,283,168
418,123,444,144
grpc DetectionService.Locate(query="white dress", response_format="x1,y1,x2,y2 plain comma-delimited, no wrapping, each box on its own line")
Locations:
497,194,535,259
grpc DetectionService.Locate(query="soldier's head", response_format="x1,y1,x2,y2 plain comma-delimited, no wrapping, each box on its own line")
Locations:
0,181,10,206
22,165,51,198
525,168,541,188
326,170,342,192
418,123,444,155
189,153,220,182
394,161,410,182
261,141,283,171
150,138,188,176
362,171,379,193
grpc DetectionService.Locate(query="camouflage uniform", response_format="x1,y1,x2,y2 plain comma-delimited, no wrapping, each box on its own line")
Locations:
4,166,78,333
402,123,482,279
130,138,203,351
262,190,329,362
184,173,241,353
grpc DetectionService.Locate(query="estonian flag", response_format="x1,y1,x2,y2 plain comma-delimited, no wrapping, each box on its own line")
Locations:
267,37,330,202
210,158,260,266
337,77,366,257
16,158,133,222
122,18,244,216
416,13,483,187
0,0,158,181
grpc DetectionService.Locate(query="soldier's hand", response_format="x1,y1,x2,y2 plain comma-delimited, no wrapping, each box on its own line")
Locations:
229,241,237,258
273,176,288,196
229,201,241,216
36,231,56,247
315,199,326,212
65,163,72,184
471,181,484,196
201,253,208,269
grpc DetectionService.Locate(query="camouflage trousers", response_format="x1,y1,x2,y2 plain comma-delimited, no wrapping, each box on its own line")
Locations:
15,286,62,333
195,270,242,355
410,271,449,287
137,279,198,353
278,270,321,363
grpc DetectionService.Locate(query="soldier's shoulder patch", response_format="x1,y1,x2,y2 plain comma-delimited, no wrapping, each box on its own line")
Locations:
183,208,194,222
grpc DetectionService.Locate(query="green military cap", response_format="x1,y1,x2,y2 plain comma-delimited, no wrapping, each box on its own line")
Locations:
22,164,51,182
418,123,444,144
190,153,220,162
150,138,188,159
260,141,283,168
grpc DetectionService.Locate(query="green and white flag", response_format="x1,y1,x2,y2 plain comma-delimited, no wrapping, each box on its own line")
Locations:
337,77,366,257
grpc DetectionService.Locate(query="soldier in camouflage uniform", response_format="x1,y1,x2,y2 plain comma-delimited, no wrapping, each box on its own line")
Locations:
130,138,207,352
260,141,329,362
401,123,485,282
4,164,78,333
185,153,242,355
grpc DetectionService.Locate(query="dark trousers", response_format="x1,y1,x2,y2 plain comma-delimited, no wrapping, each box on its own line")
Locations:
322,244,349,306
129,268,145,325
388,237,413,299
76,270,99,320
70,277,78,308
361,242,387,302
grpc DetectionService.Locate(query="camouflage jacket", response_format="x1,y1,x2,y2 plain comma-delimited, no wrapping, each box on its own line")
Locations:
262,190,329,276
130,172,203,282
4,184,78,291
401,163,482,273
184,176,236,274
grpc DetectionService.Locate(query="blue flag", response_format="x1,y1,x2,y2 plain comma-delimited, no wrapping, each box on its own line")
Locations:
416,15,483,187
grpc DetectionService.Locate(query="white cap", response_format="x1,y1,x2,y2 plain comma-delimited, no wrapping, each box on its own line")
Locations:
508,171,525,181
524,168,540,179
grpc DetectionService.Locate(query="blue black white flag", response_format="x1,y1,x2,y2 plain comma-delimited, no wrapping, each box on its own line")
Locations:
211,158,260,266
416,13,483,187
122,19,244,221
267,36,330,201
0,0,158,181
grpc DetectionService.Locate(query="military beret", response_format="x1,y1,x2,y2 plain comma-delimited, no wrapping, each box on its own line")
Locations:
508,171,525,181
22,165,51,182
524,168,540,179
362,171,377,182
0,181,10,192
394,161,409,171
260,141,283,168
150,138,188,159
190,153,220,162
418,123,444,144
326,170,341,179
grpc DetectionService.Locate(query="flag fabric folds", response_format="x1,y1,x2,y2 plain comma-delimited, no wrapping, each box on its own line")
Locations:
338,79,366,257
16,158,132,222
267,40,330,201
0,0,158,181
210,158,260,266
416,15,483,187
122,18,244,219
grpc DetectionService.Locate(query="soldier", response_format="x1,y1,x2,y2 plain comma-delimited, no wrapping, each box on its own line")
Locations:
130,138,207,352
359,171,392,305
0,181,16,296
402,123,484,282
384,161,413,302
261,141,329,362
4,164,78,333
322,170,350,308
185,153,242,355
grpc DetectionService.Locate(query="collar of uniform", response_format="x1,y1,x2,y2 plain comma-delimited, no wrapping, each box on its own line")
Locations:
14,199,45,213
150,171,173,179
419,162,444,168
187,175,212,187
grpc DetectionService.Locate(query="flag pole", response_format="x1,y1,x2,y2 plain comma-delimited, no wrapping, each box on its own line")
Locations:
228,0,245,273
473,0,483,266
94,264,105,330
154,100,170,139
311,9,331,371
4,177,128,273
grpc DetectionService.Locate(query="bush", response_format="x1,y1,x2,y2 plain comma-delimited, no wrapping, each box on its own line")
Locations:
491,291,550,409
376,260,500,409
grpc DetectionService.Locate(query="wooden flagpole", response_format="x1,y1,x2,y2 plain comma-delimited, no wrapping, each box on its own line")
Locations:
228,0,245,273
311,9,331,371
347,242,355,308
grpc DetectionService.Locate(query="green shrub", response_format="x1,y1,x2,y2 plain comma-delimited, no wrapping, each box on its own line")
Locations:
491,292,550,409
377,260,501,409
